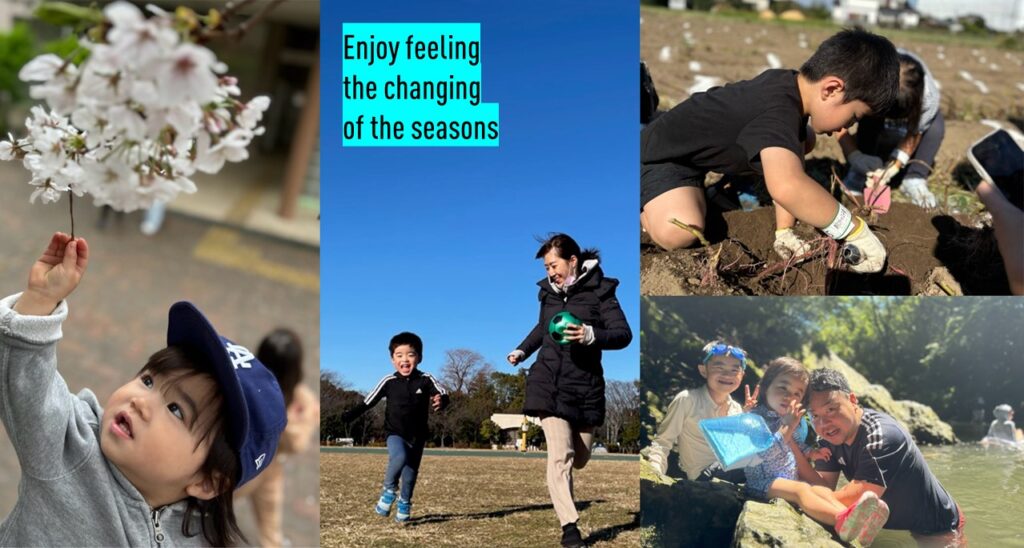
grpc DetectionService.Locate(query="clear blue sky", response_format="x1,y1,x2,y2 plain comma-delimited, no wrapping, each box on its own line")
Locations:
321,1,639,393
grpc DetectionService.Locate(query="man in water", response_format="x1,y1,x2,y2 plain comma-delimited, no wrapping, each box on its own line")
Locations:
803,369,965,546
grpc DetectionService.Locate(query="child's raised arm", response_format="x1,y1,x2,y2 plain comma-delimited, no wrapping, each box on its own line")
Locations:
14,232,89,316
777,401,824,484
0,234,94,478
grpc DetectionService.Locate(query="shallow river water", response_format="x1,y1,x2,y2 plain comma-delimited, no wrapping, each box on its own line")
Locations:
871,444,1024,547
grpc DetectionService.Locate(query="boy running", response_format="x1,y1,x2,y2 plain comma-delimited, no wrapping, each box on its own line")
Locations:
341,332,448,523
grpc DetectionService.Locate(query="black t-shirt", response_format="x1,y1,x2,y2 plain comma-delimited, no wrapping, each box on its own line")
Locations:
815,409,959,535
640,69,808,179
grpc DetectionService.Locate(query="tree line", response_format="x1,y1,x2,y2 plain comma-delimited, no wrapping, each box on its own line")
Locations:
322,348,642,453
642,296,1024,443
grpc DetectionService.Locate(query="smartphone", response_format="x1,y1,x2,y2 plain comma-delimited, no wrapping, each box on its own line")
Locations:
967,129,1023,210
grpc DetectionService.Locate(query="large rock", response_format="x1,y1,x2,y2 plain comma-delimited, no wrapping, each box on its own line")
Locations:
640,459,745,547
733,499,845,547
641,458,850,548
804,352,958,445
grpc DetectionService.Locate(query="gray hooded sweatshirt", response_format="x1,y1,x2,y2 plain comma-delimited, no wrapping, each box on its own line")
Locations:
988,405,1017,442
0,293,204,547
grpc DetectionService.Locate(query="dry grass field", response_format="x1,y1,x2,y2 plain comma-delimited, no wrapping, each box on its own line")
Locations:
320,449,639,547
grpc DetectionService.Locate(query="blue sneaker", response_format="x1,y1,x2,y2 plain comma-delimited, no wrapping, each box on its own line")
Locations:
395,499,412,523
375,488,397,516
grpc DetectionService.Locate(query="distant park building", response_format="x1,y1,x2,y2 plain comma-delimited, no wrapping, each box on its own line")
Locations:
743,0,771,12
916,0,1024,32
490,413,541,448
878,7,921,28
833,0,881,26
666,0,768,11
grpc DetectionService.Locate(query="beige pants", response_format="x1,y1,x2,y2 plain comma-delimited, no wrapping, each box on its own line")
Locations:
541,416,595,526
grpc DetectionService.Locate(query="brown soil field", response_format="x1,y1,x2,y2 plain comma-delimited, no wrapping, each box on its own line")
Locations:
320,450,640,547
640,7,1023,295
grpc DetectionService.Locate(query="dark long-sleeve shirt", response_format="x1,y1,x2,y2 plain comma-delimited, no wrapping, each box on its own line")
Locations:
342,369,448,444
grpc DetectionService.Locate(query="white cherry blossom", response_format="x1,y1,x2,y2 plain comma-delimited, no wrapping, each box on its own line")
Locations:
156,44,220,107
1,1,269,212
18,54,66,82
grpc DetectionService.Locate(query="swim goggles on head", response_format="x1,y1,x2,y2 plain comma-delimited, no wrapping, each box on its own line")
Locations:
702,342,748,367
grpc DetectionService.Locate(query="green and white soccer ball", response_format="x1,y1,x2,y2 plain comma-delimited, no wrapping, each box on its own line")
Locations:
548,311,581,345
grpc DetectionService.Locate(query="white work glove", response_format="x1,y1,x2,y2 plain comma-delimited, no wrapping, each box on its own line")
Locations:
841,217,887,274
847,150,884,174
866,161,901,188
773,228,811,260
582,324,596,346
899,177,937,208
506,349,526,366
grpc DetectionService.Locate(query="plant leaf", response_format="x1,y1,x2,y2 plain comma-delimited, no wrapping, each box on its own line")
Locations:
34,2,103,27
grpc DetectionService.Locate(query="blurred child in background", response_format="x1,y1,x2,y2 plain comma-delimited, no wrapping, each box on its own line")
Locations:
236,328,319,546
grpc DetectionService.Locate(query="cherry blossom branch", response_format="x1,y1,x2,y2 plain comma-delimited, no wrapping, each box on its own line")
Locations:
69,192,75,239
229,0,285,40
219,0,260,23
200,0,286,43
1,2,273,214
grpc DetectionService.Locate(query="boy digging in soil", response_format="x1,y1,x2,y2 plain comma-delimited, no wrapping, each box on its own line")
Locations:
641,29,900,273
341,332,448,523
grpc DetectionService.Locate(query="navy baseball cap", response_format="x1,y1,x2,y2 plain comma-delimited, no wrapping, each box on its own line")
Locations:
167,302,287,487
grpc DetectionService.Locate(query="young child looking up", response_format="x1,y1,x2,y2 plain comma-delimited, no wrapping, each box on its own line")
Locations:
743,358,890,546
341,332,448,523
0,233,287,546
647,341,747,483
641,29,900,273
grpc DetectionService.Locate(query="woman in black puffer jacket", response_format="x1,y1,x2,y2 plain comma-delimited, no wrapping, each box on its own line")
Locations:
507,233,632,548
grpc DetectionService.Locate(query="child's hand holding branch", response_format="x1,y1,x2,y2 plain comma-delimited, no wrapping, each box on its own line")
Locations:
14,232,89,316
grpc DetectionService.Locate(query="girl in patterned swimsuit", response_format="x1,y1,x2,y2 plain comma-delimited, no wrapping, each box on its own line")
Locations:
742,357,890,545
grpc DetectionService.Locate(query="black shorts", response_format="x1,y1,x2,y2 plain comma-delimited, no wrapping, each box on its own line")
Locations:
641,162,705,210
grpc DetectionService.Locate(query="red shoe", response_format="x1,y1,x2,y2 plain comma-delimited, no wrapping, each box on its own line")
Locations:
835,491,890,546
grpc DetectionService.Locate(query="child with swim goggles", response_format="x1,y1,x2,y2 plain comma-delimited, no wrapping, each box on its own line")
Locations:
648,340,747,482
